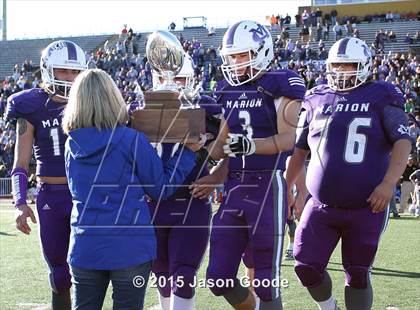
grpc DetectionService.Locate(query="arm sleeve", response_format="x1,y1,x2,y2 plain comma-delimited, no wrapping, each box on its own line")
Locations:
134,132,196,200
382,105,413,145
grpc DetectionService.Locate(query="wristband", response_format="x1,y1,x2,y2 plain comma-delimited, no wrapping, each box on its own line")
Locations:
11,167,28,207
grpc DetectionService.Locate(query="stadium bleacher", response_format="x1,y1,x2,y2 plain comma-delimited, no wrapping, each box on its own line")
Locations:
1,20,418,81
0,35,111,80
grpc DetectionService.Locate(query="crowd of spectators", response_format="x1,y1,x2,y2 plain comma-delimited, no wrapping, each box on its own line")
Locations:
267,8,420,64
295,7,420,27
290,8,420,50
84,25,223,103
0,19,419,179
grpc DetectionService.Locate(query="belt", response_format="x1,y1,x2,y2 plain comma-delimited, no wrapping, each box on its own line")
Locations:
228,170,282,181
38,183,69,191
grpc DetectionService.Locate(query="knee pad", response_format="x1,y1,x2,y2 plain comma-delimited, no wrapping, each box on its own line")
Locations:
172,266,196,299
344,266,369,289
50,265,71,294
294,263,323,288
206,268,233,296
154,272,171,298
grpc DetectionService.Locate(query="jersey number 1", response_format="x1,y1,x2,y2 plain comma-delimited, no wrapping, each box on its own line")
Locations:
50,128,60,156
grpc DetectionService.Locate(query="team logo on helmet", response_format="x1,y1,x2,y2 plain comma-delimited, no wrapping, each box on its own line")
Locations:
249,24,269,43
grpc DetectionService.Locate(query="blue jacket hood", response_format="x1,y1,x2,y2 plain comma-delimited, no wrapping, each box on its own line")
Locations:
67,127,128,164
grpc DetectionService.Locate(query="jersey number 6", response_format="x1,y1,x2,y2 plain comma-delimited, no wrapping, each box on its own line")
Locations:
318,117,372,164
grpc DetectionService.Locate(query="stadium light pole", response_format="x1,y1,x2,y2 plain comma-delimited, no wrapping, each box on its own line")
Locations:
2,0,6,40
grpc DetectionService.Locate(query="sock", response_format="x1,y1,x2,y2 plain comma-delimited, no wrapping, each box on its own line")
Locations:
158,293,170,310
170,293,195,310
316,295,336,310
258,296,282,310
253,292,260,310
287,242,294,251
344,284,373,310
223,282,249,306
307,271,333,302
52,290,71,310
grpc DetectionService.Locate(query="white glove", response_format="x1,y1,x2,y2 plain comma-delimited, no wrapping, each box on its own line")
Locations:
223,133,256,158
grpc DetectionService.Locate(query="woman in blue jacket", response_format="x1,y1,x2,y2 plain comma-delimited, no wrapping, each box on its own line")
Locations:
62,69,203,310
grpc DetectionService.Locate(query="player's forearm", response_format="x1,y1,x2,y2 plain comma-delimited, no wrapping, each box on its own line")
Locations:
254,132,296,155
209,158,229,182
382,139,412,186
13,161,30,172
13,119,34,171
285,148,309,189
208,118,229,160
295,165,308,197
207,140,227,160
13,143,31,171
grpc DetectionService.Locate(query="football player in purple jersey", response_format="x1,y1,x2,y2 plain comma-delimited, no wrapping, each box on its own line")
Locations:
198,20,306,310
5,40,86,310
129,53,222,310
286,37,412,310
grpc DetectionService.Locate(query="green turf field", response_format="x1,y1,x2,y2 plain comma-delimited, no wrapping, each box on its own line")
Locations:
1,199,419,310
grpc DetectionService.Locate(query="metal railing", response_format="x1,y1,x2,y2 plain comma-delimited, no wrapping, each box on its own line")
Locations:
0,178,12,197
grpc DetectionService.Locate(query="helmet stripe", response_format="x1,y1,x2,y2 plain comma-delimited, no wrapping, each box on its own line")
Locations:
337,38,350,55
225,22,242,46
65,41,78,61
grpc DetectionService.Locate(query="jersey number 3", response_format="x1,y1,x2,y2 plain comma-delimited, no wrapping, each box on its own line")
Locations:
239,110,254,139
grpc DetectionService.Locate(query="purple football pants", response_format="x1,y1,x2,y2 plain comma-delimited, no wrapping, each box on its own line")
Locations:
36,183,73,293
294,197,388,289
206,170,287,302
150,197,211,299
242,218,295,268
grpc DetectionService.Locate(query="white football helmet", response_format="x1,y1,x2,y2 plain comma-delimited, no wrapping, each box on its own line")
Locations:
40,40,87,99
152,52,195,91
220,20,274,86
326,37,372,91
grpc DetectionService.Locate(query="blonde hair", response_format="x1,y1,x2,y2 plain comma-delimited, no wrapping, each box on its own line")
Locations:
62,69,128,134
